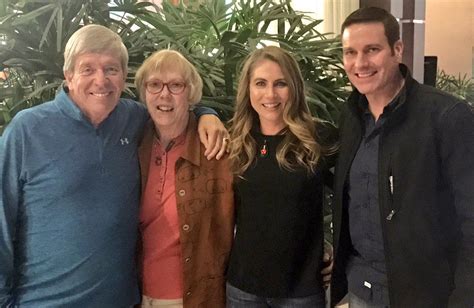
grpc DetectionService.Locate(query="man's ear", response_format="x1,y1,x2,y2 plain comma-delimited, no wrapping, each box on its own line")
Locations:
393,40,404,62
64,71,73,88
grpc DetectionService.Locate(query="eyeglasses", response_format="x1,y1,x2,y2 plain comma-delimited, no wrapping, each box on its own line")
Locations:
145,80,186,95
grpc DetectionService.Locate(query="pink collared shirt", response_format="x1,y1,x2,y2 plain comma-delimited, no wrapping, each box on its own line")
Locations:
140,133,186,299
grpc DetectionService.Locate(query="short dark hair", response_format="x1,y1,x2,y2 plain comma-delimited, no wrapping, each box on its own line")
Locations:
341,7,400,48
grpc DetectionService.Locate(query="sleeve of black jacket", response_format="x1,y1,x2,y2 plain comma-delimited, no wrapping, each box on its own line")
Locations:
442,102,474,307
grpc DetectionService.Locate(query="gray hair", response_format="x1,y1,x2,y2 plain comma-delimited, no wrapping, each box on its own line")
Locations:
63,24,128,75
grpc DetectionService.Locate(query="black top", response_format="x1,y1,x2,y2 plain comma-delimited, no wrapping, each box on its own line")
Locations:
227,126,332,298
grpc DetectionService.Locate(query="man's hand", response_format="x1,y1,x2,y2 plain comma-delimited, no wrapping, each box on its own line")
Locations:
321,241,334,288
197,114,229,160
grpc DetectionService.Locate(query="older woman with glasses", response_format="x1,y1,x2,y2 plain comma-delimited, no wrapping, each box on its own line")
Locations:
134,50,234,308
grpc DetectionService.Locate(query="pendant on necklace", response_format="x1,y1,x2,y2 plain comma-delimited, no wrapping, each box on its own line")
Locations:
260,140,268,157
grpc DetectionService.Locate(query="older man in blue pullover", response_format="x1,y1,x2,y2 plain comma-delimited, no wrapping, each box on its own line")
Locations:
0,24,227,307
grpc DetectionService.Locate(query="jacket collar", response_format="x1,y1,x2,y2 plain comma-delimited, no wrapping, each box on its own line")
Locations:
55,87,86,122
180,113,201,167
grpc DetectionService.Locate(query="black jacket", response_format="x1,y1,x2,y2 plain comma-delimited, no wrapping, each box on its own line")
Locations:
331,65,474,307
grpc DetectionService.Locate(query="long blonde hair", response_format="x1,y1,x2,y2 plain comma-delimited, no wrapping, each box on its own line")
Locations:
229,46,329,176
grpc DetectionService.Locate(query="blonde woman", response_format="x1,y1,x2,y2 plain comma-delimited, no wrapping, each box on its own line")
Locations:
226,46,337,308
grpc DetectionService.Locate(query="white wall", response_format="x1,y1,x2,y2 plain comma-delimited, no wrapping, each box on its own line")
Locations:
292,0,358,37
425,0,473,78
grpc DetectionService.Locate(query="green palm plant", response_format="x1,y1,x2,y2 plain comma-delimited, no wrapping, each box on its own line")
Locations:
436,70,473,107
0,0,348,133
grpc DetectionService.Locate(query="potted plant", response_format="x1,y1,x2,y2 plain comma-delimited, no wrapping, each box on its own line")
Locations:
436,70,473,108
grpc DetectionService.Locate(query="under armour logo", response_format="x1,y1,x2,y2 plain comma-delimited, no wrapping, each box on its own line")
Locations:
120,138,129,145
